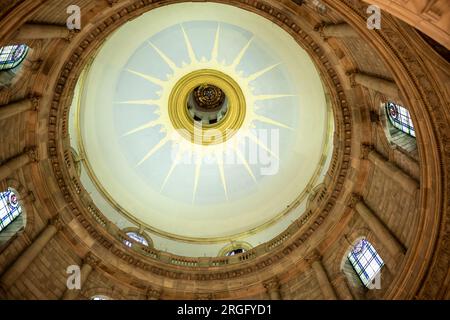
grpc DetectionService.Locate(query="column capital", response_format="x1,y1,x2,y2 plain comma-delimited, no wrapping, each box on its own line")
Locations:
195,293,213,300
29,96,40,112
107,0,120,6
0,284,7,298
263,277,280,291
146,287,162,300
26,147,39,163
66,29,80,42
50,215,64,231
348,193,363,209
84,252,100,268
345,69,358,88
361,144,375,160
305,249,322,264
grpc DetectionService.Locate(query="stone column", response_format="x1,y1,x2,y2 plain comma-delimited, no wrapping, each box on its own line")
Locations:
263,278,282,300
61,254,97,300
350,194,406,258
348,72,400,100
319,23,359,38
0,148,38,181
147,287,162,300
16,24,74,41
362,145,419,195
309,252,337,300
331,273,354,300
0,98,39,121
0,216,63,289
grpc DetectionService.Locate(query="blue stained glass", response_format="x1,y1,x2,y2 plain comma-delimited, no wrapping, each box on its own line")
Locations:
348,239,384,287
0,45,29,71
0,188,22,232
386,102,416,138
226,248,245,256
125,232,148,246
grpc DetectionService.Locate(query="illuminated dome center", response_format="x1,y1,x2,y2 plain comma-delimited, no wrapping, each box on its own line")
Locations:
169,69,245,145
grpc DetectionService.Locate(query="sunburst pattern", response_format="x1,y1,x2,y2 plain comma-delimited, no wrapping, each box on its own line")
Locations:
119,24,295,202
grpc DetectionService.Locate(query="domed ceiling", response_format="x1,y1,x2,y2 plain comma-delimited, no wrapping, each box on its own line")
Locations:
69,2,333,256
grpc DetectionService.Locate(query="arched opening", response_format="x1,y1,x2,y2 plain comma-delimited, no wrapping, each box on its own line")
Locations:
121,228,153,248
0,44,29,87
90,295,111,300
342,238,384,295
0,187,26,246
218,242,253,257
382,101,417,156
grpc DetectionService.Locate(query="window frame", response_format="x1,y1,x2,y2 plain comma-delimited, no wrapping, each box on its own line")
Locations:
125,231,149,247
347,239,384,288
0,45,29,71
385,101,416,138
0,188,23,233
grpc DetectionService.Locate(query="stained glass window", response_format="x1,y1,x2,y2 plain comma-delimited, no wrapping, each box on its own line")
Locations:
348,239,384,288
0,188,22,232
386,102,416,137
226,248,245,256
0,45,29,71
91,295,110,300
124,232,149,247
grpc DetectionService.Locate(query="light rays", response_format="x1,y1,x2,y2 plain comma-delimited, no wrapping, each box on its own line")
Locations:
253,94,296,102
137,136,170,167
181,25,197,64
120,23,296,202
211,24,221,62
160,146,184,192
192,157,202,203
123,119,163,136
148,41,178,72
119,99,161,106
126,69,166,87
230,37,253,69
254,114,292,130
246,63,281,82
216,154,228,200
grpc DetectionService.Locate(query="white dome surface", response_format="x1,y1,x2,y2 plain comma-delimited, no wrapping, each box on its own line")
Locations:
71,2,331,253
